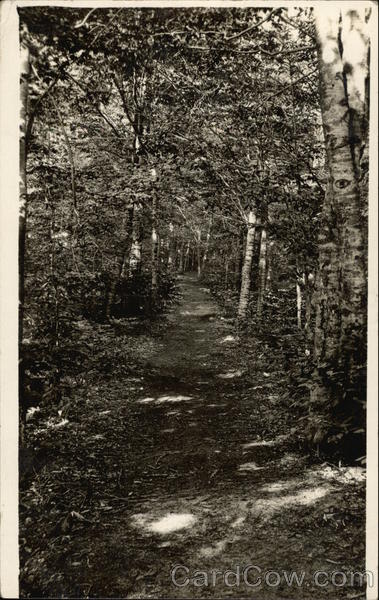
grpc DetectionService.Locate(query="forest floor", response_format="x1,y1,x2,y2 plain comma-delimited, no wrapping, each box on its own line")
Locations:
20,273,366,599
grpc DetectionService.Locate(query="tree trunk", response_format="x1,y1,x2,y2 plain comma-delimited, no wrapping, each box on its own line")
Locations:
19,28,30,349
256,227,267,318
178,241,185,273
296,279,302,330
167,222,174,270
304,272,314,333
202,215,212,272
196,229,202,278
19,27,30,441
183,242,190,272
225,258,230,287
266,240,274,292
236,227,245,291
151,193,159,301
191,246,196,272
197,246,202,278
129,201,143,275
237,208,256,321
311,7,369,410
250,213,262,292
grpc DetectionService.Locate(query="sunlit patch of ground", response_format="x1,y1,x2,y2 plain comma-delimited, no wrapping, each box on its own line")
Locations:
242,439,277,450
199,539,229,558
252,486,332,518
26,406,41,421
312,465,366,484
156,394,192,404
137,394,193,405
32,417,69,433
129,472,335,542
137,397,155,404
132,512,197,534
238,461,266,472
231,515,246,528
217,369,243,379
218,335,238,344
261,479,305,494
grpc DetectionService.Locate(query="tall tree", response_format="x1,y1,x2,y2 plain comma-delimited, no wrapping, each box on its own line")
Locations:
237,207,256,322
311,7,369,417
19,23,30,347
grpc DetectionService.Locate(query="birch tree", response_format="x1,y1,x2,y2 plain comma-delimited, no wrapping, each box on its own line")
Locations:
237,207,256,322
311,7,370,414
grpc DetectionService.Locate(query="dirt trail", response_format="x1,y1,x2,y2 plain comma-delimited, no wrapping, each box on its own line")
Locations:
21,274,366,599
78,274,365,599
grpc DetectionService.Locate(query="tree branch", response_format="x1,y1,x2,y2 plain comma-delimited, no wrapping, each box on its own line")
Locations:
224,9,279,41
265,67,318,102
74,8,98,29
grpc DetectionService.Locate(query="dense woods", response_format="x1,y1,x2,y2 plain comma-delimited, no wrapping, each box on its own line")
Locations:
17,5,373,598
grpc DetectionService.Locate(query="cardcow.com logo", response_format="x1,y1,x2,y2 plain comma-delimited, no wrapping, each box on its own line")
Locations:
170,564,374,590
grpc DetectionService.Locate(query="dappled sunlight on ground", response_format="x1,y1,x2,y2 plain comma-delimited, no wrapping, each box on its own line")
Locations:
217,369,243,379
231,515,246,528
150,513,197,534
137,394,193,405
156,394,192,404
259,464,361,497
252,485,332,519
129,474,334,548
137,397,155,404
238,461,266,472
242,437,283,450
199,539,229,558
132,512,197,534
261,479,305,494
33,417,69,433
307,464,366,484
218,335,238,344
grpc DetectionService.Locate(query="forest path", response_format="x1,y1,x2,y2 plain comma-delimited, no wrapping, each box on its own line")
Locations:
76,274,364,599
21,274,366,599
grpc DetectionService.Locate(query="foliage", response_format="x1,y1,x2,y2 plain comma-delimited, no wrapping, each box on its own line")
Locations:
17,7,369,596
19,5,367,466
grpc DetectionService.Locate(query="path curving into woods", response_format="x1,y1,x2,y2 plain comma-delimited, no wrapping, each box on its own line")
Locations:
21,274,365,599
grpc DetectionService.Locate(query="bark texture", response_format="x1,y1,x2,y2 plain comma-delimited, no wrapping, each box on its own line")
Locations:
237,208,256,321
311,7,369,409
129,202,143,274
151,194,159,300
256,227,267,318
19,29,30,346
